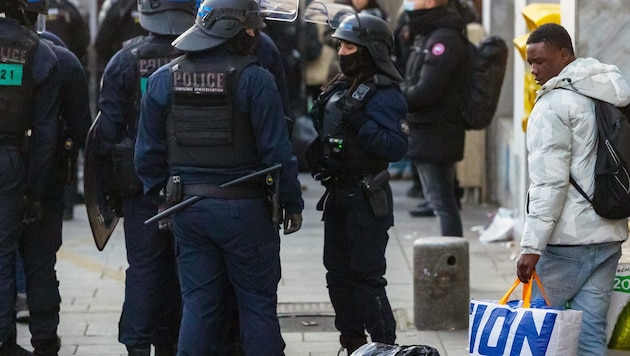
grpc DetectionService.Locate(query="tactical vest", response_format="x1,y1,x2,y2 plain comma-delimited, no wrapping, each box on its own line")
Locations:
0,24,38,136
123,36,183,136
104,36,184,197
315,76,390,176
167,53,259,168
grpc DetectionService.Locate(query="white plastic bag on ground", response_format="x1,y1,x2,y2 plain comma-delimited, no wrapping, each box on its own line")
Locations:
479,207,514,243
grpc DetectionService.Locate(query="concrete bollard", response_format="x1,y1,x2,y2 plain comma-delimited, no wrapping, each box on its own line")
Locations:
413,237,469,330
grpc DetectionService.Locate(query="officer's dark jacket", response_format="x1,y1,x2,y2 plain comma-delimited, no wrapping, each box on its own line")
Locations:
0,18,60,200
403,6,467,162
310,74,408,176
98,34,181,153
42,39,92,192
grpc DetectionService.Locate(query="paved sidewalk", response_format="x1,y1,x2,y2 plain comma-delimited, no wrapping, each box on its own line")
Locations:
14,172,619,355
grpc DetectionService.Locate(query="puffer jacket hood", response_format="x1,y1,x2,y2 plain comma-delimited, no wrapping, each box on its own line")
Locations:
536,57,630,107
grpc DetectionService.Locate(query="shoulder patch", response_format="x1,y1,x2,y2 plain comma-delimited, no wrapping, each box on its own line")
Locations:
351,84,371,101
431,43,446,56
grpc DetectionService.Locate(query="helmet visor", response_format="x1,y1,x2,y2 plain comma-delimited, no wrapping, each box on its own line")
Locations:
304,0,354,28
259,0,297,22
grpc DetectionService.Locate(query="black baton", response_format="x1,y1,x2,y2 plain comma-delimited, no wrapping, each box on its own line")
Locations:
144,164,283,225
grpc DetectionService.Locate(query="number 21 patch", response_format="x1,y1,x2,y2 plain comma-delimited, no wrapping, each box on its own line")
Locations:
0,63,23,86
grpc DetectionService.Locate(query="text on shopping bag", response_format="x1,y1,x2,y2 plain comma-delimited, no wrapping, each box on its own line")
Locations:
469,302,557,355
613,273,630,293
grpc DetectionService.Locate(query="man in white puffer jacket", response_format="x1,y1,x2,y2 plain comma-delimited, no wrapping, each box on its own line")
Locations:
517,23,630,355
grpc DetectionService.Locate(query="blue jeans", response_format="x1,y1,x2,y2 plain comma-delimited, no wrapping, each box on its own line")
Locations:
172,197,284,356
0,146,26,343
414,161,462,237
535,241,622,356
118,194,181,349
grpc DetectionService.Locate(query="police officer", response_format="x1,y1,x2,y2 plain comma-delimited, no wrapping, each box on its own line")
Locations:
134,0,304,354
46,0,90,67
0,0,60,354
16,1,92,353
306,13,408,355
95,0,146,68
94,0,147,105
94,0,197,354
45,0,91,221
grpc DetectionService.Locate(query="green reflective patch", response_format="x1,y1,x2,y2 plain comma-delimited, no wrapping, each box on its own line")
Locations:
0,63,23,86
140,77,148,96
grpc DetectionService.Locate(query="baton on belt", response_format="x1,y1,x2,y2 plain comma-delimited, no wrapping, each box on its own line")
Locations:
144,164,282,225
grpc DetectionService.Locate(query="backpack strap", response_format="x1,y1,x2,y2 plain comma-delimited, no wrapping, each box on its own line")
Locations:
558,87,597,205
569,176,593,204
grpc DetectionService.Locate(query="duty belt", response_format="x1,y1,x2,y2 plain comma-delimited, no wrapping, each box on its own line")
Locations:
183,184,265,199
323,175,362,190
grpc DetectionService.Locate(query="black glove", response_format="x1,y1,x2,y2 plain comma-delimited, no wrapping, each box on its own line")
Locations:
23,198,44,226
283,211,303,235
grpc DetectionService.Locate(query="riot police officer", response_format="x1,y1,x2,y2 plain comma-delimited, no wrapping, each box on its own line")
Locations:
46,0,90,67
45,0,91,221
16,1,92,353
0,0,60,354
93,0,196,354
134,0,304,354
306,13,408,355
94,0,147,71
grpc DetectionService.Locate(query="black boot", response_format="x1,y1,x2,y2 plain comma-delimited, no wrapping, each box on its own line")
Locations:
0,341,33,356
339,335,367,356
33,336,60,356
127,345,151,356
154,344,177,356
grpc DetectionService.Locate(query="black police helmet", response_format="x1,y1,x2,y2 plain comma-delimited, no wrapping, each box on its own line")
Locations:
0,0,28,13
332,13,402,81
24,0,48,14
138,0,196,36
172,0,265,52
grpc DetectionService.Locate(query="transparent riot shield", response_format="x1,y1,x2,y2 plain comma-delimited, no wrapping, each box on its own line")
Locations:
260,0,299,22
303,0,355,28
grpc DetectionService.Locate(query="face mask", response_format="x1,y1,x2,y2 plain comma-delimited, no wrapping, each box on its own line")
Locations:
233,30,259,55
403,0,416,11
339,51,364,78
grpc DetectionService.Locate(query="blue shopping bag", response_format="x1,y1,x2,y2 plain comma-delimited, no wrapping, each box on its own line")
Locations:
468,272,582,356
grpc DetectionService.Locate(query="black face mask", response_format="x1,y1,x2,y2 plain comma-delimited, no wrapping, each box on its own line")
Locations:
339,49,373,78
233,30,259,55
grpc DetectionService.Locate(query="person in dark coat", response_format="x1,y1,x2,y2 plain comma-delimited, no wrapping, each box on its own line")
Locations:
402,0,468,236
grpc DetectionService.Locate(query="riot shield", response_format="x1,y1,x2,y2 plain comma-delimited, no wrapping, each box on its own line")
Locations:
303,0,355,28
84,113,121,251
260,0,299,22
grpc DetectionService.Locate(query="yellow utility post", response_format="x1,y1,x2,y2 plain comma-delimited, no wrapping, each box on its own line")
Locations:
513,3,560,132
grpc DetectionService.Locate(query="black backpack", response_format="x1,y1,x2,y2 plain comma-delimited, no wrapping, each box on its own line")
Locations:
419,30,508,130
458,35,509,130
570,99,630,219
